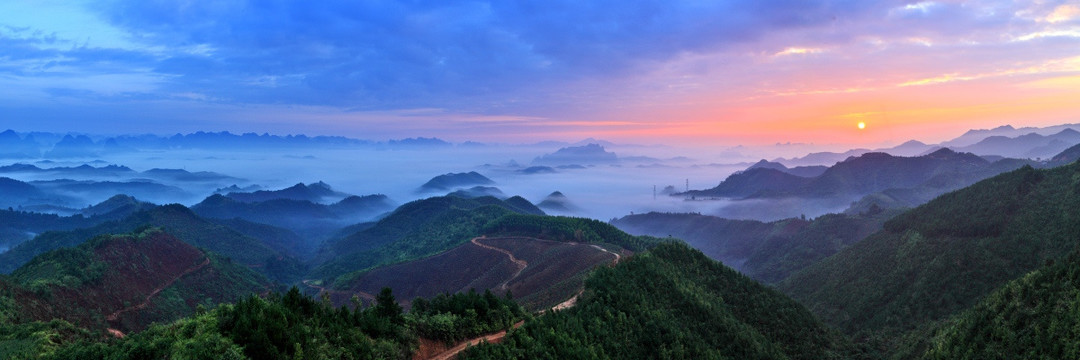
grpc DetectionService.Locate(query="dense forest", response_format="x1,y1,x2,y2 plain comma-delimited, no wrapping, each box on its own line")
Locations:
2,286,525,359
780,163,1080,354
461,242,861,360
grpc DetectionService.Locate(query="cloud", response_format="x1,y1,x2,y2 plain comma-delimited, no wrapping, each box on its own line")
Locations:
69,0,895,110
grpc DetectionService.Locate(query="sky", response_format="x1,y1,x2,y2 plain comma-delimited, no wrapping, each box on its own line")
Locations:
1,0,1079,146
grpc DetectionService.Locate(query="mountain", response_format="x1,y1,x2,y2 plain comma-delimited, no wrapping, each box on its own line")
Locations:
778,163,1080,348
535,191,577,213
140,168,240,183
339,236,621,310
773,148,870,167
192,193,395,243
223,181,350,203
44,134,98,158
30,179,191,205
0,130,41,158
745,159,828,178
77,194,156,218
417,171,495,192
941,123,1080,148
1046,141,1080,167
309,195,544,284
882,140,938,157
684,149,1029,213
516,165,558,174
205,217,309,260
0,205,304,282
953,128,1080,159
1,228,267,333
683,167,811,199
447,186,506,199
919,250,1080,359
531,144,618,166
612,210,897,283
460,242,859,360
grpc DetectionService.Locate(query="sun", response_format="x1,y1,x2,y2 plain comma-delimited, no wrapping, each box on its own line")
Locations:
857,121,866,130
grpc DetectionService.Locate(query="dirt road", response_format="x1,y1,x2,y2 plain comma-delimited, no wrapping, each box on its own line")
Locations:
426,320,525,360
470,237,528,291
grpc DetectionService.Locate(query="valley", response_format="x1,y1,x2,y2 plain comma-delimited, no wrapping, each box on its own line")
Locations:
3,124,1080,359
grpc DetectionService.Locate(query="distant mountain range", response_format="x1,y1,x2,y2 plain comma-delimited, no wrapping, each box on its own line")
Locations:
532,144,618,166
683,148,1038,214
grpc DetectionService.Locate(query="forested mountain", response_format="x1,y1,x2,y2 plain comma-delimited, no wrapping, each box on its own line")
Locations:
0,228,267,335
535,191,577,213
338,236,621,311
779,163,1080,352
684,149,1034,215
222,181,353,203
417,171,495,193
192,193,395,246
0,205,304,282
308,195,544,285
461,242,861,359
919,250,1080,359
953,128,1080,159
612,210,897,283
746,159,828,177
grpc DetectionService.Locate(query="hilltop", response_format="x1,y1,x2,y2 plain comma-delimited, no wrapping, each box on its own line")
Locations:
1,228,267,334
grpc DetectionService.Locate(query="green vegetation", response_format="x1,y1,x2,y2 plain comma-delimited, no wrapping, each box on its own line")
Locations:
483,214,667,252
0,320,97,360
410,289,526,343
920,251,1080,359
612,210,896,284
15,286,526,360
1,227,269,334
311,196,542,286
461,242,859,360
779,163,1080,352
0,205,303,283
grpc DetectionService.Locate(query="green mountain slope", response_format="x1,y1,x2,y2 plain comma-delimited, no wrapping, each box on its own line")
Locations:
0,205,303,282
779,163,1080,342
309,196,544,284
0,228,268,334
461,242,860,360
920,251,1080,359
612,210,896,283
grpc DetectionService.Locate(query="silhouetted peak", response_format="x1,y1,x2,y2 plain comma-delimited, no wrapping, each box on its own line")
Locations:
926,147,958,157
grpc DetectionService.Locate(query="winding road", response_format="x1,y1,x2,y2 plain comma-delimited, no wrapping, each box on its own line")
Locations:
427,320,525,360
470,237,528,291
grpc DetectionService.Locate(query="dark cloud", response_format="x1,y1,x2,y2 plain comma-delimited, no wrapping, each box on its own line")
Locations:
78,0,899,110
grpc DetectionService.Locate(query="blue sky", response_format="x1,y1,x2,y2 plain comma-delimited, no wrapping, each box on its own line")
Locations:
1,0,1079,145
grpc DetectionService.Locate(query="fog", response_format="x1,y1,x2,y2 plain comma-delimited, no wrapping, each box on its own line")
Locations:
0,141,854,225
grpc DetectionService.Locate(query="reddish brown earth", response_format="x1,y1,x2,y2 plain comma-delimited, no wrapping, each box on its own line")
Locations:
345,237,621,310
13,232,268,333
415,320,525,360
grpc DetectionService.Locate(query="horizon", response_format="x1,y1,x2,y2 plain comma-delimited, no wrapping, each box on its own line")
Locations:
2,1,1078,147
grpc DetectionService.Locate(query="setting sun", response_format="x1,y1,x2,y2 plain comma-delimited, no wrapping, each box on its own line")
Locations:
858,122,866,130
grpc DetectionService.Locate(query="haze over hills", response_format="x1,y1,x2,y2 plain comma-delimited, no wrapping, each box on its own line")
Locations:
6,0,1080,356
681,148,1040,218
779,162,1080,354
3,122,1080,358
